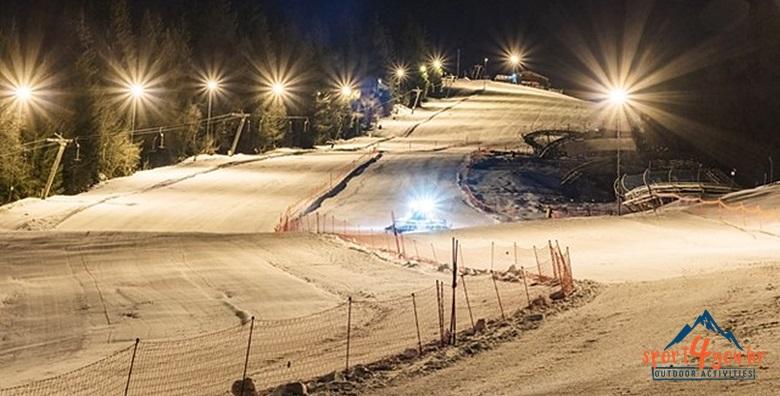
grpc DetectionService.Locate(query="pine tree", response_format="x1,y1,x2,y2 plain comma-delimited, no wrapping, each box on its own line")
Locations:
259,101,288,149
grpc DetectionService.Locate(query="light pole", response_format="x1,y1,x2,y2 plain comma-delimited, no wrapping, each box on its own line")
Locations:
13,84,34,126
608,88,629,215
431,57,444,93
509,54,521,81
394,67,407,113
128,83,145,138
271,82,285,99
482,57,489,89
205,79,219,141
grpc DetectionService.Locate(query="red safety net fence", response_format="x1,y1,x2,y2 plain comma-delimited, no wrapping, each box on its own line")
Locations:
1,270,568,396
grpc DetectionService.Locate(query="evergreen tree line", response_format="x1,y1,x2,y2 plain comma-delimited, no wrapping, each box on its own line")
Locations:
0,0,443,203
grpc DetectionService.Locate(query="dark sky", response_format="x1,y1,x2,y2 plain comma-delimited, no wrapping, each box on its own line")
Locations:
261,0,753,91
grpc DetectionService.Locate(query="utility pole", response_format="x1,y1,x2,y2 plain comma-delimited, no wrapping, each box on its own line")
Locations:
206,90,214,142
41,134,73,200
411,88,423,114
228,113,249,156
482,57,489,90
616,117,622,215
456,48,461,78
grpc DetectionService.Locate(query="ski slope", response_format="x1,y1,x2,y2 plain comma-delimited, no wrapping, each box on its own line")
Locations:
1,80,779,391
316,81,595,230
0,151,367,233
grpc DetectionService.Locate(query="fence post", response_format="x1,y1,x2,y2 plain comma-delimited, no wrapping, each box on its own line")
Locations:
490,241,495,271
549,240,558,280
316,213,320,234
533,245,542,277
435,280,444,344
449,238,458,345
240,317,255,396
123,338,140,396
412,293,423,355
521,266,531,308
491,271,506,320
345,297,352,372
460,274,475,328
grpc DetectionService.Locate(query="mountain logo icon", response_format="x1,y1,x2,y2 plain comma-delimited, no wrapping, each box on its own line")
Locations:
664,309,743,351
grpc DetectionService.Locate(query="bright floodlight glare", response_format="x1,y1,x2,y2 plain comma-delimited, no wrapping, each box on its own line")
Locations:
409,197,437,216
129,83,145,98
339,85,353,97
432,59,443,70
608,88,628,105
271,82,285,96
419,65,427,73
206,79,219,92
509,54,521,65
14,85,33,102
395,68,406,78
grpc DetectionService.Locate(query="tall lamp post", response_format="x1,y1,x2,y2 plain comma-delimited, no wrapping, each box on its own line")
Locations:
482,57,489,89
394,66,407,111
128,83,146,138
205,79,220,140
13,84,34,127
608,88,629,215
509,54,521,83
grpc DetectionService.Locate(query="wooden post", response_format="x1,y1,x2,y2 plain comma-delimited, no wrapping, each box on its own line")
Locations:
533,245,542,277
450,238,458,345
123,338,140,396
555,241,564,283
513,242,518,268
549,240,558,280
458,243,465,267
460,274,475,328
345,297,352,372
521,266,531,308
316,212,320,234
412,293,423,355
490,241,495,271
240,317,255,396
491,271,505,320
435,280,444,344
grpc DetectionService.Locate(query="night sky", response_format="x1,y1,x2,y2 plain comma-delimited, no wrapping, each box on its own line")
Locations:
263,0,744,89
